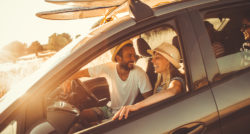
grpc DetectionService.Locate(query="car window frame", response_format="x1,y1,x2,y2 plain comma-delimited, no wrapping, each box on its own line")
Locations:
75,8,209,134
0,108,26,134
190,0,250,84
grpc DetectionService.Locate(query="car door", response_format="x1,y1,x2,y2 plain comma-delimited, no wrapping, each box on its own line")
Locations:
189,0,250,134
76,3,221,134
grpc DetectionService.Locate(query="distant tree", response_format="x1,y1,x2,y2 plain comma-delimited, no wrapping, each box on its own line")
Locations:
47,33,72,51
61,33,72,42
42,44,50,51
28,41,43,56
3,41,27,60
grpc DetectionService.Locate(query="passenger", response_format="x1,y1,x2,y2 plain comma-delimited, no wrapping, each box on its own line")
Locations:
62,40,153,125
204,21,225,58
112,42,184,120
241,13,250,50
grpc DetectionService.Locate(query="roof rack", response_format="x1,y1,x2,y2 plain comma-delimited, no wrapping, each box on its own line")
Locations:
36,0,180,20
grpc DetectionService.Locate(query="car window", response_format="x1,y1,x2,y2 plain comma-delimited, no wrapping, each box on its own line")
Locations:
57,21,188,133
203,6,250,80
84,51,112,69
0,120,17,134
205,18,230,32
82,25,179,74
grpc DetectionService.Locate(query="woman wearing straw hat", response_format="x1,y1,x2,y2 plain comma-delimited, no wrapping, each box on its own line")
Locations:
112,42,185,120
62,40,152,125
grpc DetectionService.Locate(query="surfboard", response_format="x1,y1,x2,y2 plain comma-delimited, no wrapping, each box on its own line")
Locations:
37,0,178,20
45,0,125,7
36,6,117,20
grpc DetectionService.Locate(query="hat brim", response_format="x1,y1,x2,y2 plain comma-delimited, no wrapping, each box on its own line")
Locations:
147,49,181,69
112,40,133,62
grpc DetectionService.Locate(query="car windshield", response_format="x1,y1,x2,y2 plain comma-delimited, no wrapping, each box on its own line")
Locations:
0,5,129,112
0,32,92,112
0,0,189,118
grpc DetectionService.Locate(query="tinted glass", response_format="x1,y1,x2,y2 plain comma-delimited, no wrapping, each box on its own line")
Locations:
204,6,250,79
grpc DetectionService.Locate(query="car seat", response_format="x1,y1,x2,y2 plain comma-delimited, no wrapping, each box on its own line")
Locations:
136,37,157,88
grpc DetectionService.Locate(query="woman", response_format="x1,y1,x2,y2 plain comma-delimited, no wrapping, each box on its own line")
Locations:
112,42,185,120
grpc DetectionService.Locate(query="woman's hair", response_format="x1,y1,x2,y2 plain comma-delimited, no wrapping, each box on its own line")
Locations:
169,63,183,78
153,62,183,93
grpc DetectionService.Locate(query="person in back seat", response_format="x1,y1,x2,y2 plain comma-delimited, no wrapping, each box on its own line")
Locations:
241,13,250,50
113,42,185,120
204,21,225,58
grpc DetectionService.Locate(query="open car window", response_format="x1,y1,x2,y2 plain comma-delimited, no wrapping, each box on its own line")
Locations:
203,4,250,80
205,17,230,32
1,120,17,134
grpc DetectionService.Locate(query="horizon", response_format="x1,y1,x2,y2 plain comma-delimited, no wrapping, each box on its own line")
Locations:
0,0,100,49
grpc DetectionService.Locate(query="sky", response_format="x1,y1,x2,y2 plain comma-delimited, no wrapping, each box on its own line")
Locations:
0,0,100,48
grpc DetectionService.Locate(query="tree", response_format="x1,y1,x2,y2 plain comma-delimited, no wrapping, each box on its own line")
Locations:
28,41,43,56
3,41,27,60
47,33,72,51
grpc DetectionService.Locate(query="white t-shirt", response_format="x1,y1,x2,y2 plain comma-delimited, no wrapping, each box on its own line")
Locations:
88,62,152,112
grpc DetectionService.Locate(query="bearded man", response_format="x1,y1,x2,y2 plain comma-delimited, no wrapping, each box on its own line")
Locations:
241,13,250,50
63,40,152,125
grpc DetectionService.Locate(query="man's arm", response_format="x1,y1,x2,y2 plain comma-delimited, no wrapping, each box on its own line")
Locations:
69,69,90,80
63,68,90,93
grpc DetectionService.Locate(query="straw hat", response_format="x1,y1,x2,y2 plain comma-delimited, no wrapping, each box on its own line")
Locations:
111,40,133,62
147,42,181,69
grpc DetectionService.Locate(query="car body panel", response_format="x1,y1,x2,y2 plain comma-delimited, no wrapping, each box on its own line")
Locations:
190,1,250,134
77,6,221,134
79,90,219,134
0,0,249,134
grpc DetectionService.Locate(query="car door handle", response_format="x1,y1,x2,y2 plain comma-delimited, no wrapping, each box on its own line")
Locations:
167,122,207,134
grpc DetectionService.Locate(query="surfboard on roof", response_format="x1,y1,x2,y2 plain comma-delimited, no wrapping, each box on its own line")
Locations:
45,0,126,7
36,0,180,20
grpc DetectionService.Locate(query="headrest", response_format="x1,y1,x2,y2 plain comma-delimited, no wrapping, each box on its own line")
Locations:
136,38,151,57
172,36,180,51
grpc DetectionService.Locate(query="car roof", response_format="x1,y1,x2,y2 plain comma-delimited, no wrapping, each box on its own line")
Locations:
36,0,218,20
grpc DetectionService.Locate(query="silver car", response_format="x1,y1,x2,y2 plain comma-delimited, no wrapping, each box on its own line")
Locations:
0,0,249,134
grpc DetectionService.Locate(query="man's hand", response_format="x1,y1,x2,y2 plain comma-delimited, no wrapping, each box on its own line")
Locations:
61,79,73,94
61,69,90,93
112,105,139,120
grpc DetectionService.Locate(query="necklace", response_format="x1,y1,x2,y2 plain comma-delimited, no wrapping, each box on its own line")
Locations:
160,71,170,88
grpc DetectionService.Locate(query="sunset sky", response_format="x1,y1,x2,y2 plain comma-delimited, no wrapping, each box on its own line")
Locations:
0,0,100,48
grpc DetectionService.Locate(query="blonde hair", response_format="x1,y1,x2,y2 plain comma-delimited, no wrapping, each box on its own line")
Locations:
153,63,182,94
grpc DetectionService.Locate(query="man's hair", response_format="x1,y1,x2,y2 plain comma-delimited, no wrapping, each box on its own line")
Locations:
116,43,133,57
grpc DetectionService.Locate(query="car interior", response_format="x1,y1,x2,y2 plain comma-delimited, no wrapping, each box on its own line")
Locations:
24,24,188,134
203,5,250,77
2,1,250,134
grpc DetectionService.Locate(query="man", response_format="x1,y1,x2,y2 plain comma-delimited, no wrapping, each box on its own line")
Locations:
241,13,250,49
63,40,152,125
204,21,225,58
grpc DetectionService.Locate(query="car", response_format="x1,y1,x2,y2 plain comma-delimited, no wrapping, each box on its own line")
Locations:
0,0,250,134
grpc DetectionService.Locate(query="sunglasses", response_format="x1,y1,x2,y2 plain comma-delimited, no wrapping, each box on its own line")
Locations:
241,24,250,31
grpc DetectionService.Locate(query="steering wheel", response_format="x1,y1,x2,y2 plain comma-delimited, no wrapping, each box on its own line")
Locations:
74,79,100,103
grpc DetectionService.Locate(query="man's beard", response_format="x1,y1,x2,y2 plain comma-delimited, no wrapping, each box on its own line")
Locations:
120,61,134,71
243,31,250,41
